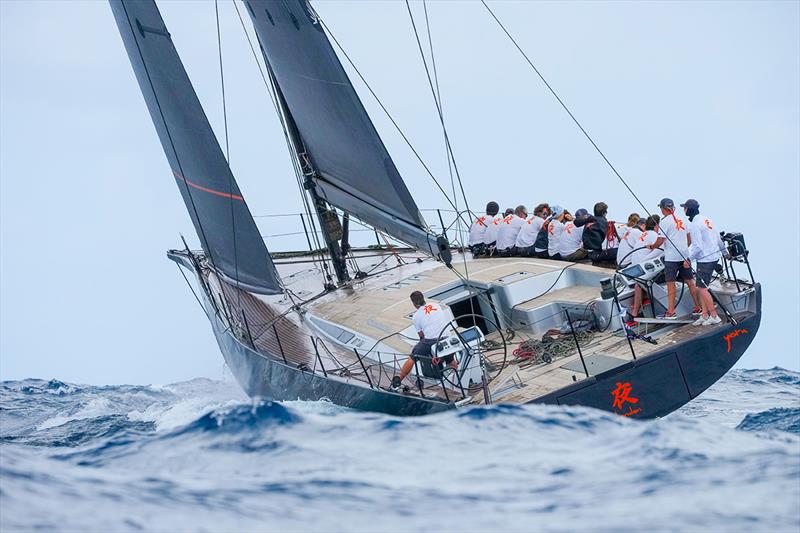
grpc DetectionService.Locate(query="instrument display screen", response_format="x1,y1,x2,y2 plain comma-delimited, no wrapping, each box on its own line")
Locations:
621,264,645,279
459,327,482,344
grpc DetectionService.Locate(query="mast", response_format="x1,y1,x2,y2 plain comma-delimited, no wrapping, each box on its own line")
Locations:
245,0,452,268
266,63,350,285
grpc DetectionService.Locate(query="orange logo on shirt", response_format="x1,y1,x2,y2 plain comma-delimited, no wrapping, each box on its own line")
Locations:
503,215,513,224
492,218,501,226
548,223,555,235
565,223,574,234
639,231,648,241
723,328,748,353
611,382,642,417
705,219,714,230
423,304,437,315
675,219,686,231
476,216,487,227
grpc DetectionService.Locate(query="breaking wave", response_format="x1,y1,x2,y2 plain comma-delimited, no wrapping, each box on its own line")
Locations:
1,368,798,532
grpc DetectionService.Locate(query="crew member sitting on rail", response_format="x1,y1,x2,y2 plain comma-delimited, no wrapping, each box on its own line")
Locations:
683,199,727,326
535,205,556,258
546,206,571,260
649,198,700,319
515,203,550,257
574,202,618,265
469,201,499,256
495,205,528,256
481,202,503,255
391,291,458,391
615,213,642,268
559,208,589,261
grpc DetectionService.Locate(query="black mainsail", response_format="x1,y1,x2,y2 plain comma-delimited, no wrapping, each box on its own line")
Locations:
110,0,282,295
245,0,450,263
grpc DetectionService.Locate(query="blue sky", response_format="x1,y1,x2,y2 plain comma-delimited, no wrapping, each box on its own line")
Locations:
1,0,798,384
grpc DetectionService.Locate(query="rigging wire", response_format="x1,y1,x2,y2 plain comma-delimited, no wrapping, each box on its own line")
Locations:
405,0,474,309
214,0,241,307
316,16,469,228
231,0,333,287
421,0,456,214
479,0,690,261
404,0,472,220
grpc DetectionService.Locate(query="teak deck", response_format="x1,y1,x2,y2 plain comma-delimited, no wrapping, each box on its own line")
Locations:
216,250,737,406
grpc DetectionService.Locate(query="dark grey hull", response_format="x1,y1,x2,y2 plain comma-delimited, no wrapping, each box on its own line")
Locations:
202,270,761,418
532,285,762,418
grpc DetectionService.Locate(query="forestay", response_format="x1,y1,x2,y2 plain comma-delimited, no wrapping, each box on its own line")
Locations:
245,0,449,262
109,0,282,294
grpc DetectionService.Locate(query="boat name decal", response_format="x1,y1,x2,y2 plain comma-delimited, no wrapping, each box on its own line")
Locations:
723,328,748,353
611,382,642,417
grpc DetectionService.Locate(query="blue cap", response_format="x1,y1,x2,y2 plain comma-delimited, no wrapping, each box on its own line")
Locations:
680,199,700,210
658,198,675,209
575,208,589,218
551,205,564,217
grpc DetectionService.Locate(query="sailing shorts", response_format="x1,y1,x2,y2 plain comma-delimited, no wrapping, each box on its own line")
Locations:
695,260,718,288
664,260,693,282
411,338,439,358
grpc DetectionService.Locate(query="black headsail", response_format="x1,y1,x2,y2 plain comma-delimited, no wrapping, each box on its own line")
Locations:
109,0,282,294
245,0,451,266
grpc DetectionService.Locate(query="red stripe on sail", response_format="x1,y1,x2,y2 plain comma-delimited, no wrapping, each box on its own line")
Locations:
173,171,243,201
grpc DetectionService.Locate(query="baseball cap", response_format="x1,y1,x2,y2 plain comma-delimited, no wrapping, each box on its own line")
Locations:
636,217,647,226
658,198,675,209
551,205,564,217
574,208,589,217
680,199,700,209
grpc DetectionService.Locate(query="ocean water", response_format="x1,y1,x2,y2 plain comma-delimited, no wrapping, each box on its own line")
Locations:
1,368,798,532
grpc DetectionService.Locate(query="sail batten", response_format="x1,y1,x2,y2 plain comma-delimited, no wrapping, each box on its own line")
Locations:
246,0,447,260
110,0,282,295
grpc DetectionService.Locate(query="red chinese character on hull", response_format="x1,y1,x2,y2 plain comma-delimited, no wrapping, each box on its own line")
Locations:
723,328,748,353
611,382,642,417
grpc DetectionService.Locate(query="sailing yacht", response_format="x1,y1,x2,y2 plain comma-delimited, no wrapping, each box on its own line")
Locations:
109,0,761,418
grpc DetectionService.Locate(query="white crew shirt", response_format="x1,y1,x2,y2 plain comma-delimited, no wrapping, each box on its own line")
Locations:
559,221,584,257
547,219,565,257
482,215,503,245
639,229,665,263
516,215,545,249
496,215,526,250
616,226,638,266
688,214,725,263
468,214,490,246
659,212,690,262
412,302,455,340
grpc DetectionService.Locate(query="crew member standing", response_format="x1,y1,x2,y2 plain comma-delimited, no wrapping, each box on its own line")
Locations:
683,199,727,326
648,198,700,319
615,213,642,267
469,201,499,256
628,215,660,321
391,291,457,391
